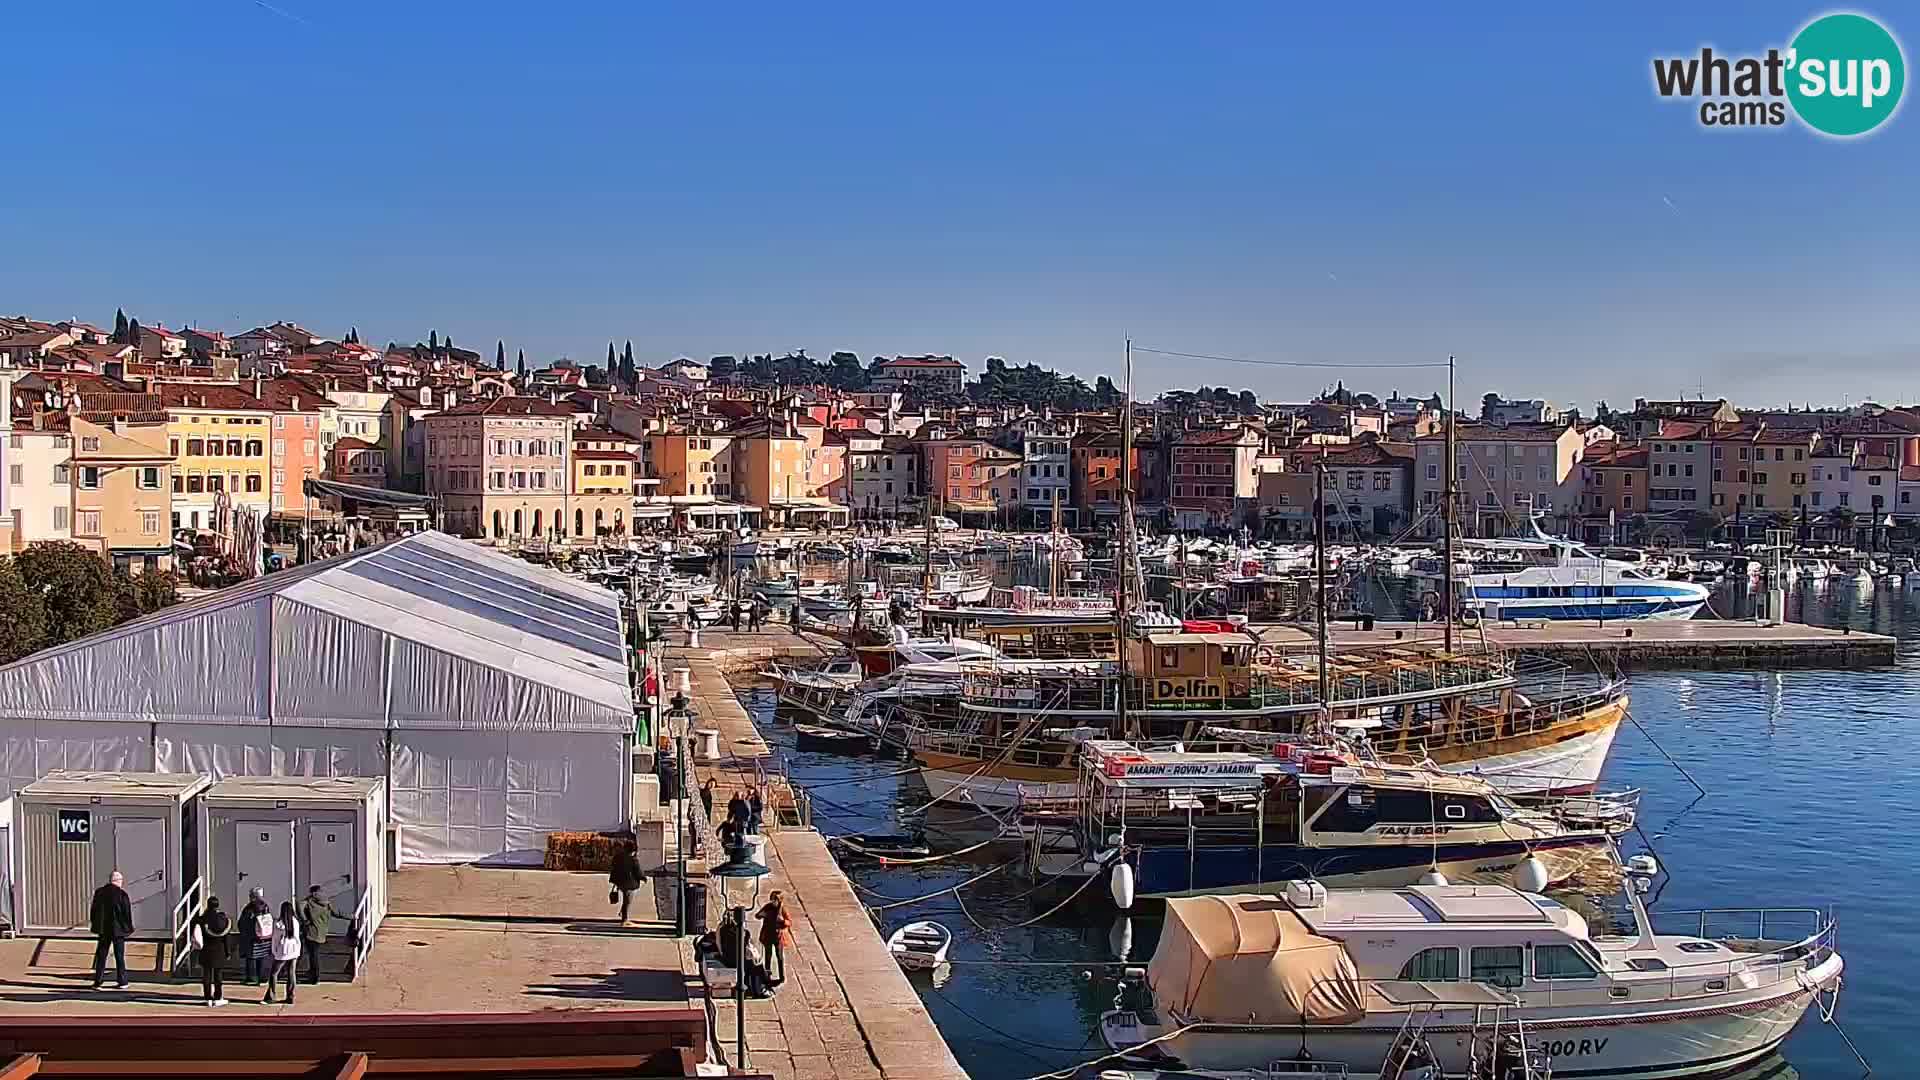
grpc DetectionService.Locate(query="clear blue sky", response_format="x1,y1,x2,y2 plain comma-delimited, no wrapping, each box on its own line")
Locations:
4,2,1914,408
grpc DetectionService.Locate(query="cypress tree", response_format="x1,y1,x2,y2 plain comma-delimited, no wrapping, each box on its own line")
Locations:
607,342,617,370
517,349,527,379
496,340,506,369
127,318,143,348
621,341,635,387
113,309,128,343
429,330,438,351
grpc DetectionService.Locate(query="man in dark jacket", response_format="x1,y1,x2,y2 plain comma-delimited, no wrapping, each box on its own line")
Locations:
298,885,342,984
90,871,133,989
608,841,647,924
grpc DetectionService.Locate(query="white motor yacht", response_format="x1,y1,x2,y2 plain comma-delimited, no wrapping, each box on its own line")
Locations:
1102,881,1842,1080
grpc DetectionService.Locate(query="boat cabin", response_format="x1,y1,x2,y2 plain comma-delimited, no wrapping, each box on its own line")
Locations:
1127,629,1262,706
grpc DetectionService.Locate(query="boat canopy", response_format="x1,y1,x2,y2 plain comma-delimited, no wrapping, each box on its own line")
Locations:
1149,894,1366,1026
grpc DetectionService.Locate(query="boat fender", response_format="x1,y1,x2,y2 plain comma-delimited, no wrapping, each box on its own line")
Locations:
1109,860,1136,910
1418,868,1450,886
1514,854,1550,893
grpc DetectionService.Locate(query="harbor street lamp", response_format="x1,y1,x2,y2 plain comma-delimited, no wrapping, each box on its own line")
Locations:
708,851,771,1069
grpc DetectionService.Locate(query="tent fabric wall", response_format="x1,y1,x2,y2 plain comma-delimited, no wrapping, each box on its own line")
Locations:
0,719,155,802
390,730,627,865
0,533,638,865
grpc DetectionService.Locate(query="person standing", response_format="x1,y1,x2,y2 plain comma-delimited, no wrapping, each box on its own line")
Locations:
298,886,339,984
191,897,232,1006
726,790,749,831
608,840,646,924
265,901,301,1004
699,778,716,822
755,891,792,986
238,888,273,986
88,871,133,990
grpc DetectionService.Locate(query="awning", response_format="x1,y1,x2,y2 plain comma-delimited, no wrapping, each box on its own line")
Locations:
631,504,675,518
303,477,437,509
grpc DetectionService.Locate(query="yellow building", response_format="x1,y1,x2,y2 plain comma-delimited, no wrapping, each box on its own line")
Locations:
733,417,808,511
571,425,641,539
649,429,735,499
1712,422,1819,521
155,383,273,531
70,416,174,573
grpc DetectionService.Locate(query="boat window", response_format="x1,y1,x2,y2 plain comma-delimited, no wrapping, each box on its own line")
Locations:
1469,946,1526,989
1675,941,1723,954
1533,943,1600,980
1398,947,1460,981
1625,957,1669,972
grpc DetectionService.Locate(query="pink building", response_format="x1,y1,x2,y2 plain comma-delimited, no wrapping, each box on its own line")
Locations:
422,396,575,540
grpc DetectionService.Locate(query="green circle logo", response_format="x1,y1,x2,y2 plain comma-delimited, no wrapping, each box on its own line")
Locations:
1787,13,1906,136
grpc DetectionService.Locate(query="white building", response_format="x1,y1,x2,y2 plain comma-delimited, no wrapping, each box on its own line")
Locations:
1017,416,1075,525
0,532,634,865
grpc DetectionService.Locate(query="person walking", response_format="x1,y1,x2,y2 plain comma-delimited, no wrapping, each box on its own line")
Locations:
747,599,763,633
88,871,133,990
726,790,750,830
608,840,646,924
755,891,792,986
238,888,273,986
265,901,301,1004
298,886,339,984
748,788,764,833
699,777,716,821
191,897,232,1006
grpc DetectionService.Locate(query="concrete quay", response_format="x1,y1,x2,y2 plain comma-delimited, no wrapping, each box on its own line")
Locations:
1255,618,1898,669
661,629,970,1080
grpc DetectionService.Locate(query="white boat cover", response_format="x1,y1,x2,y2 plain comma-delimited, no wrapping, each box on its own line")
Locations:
0,532,634,864
1149,894,1367,1026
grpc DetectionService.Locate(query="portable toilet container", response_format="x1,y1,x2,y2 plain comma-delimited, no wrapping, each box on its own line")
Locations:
199,776,388,967
9,771,211,941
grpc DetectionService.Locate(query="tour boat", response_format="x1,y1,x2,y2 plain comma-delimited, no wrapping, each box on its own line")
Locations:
1036,739,1636,900
1101,881,1843,1079
886,920,953,971
907,627,1627,809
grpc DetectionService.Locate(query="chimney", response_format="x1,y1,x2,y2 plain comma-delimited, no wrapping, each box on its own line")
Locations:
252,375,262,399
419,385,432,407
292,395,301,412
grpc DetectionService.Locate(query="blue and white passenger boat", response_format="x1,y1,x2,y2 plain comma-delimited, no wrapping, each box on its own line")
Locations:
1439,521,1710,621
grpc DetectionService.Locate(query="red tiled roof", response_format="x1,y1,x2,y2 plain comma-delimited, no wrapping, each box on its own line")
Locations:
879,355,964,369
333,437,379,451
150,383,270,411
433,395,575,418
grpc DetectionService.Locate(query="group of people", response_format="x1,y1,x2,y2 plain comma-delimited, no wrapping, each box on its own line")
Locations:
87,872,342,1006
725,595,773,633
699,892,792,998
712,784,763,855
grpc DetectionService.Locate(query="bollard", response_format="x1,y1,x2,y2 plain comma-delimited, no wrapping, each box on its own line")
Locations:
688,625,702,648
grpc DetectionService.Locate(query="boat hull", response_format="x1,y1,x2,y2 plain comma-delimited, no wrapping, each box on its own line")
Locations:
1115,953,1839,1079
1130,834,1614,899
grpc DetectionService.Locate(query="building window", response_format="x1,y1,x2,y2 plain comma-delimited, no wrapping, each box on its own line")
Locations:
76,510,101,536
6,463,19,485
53,505,70,531
244,474,262,493
78,466,101,490
187,438,205,456
208,474,224,493
138,467,160,489
142,510,161,535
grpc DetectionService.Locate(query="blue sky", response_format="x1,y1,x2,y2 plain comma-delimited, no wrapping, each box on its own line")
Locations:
3,3,1914,408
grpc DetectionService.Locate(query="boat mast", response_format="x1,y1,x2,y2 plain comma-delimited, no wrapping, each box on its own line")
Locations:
1315,460,1329,708
1442,353,1456,654
923,485,936,608
1050,487,1062,598
1114,338,1135,740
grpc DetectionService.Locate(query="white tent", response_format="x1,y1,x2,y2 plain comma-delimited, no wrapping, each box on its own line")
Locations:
0,532,635,865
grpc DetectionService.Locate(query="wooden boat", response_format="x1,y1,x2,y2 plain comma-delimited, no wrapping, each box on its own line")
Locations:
886,920,952,971
830,833,931,860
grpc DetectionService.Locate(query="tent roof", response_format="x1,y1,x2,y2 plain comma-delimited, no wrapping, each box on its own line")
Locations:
0,532,633,733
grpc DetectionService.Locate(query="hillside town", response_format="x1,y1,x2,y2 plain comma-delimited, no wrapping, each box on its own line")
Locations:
5,312,1917,580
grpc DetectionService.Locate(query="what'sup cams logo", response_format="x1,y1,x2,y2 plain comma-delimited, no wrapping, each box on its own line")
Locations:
1653,12,1905,136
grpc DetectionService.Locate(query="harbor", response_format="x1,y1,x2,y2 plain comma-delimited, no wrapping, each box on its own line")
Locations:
1256,618,1898,669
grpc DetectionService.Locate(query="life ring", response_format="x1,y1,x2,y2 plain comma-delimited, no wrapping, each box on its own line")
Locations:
1254,644,1281,665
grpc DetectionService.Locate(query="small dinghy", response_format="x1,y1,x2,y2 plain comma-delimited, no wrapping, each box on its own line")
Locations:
793,724,869,752
886,920,952,972
831,833,931,861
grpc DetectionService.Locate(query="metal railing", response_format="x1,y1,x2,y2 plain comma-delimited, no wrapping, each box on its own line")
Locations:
169,875,206,976
350,885,374,980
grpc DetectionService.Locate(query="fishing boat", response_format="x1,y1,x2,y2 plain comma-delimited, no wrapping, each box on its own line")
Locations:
1032,738,1635,901
830,832,932,860
793,724,871,753
886,920,953,971
1103,881,1841,1079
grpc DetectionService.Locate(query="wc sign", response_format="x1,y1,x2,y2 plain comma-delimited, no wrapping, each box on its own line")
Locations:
57,809,91,843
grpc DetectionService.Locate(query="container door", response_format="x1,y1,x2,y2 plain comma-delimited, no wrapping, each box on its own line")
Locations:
304,819,356,936
235,821,296,908
112,817,168,932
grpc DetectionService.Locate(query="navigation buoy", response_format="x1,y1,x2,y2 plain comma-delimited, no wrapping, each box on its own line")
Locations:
1109,917,1134,961
1418,869,1449,886
1110,861,1136,910
1514,854,1550,893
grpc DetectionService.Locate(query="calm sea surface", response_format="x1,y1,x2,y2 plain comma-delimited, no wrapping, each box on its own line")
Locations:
746,560,1913,1080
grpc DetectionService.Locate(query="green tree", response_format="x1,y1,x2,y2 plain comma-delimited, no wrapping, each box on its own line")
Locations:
607,342,617,371
429,330,438,351
825,351,866,390
15,542,118,646
112,308,129,343
621,341,636,387
127,318,143,350
709,355,737,382
347,326,359,344
1481,392,1500,420
0,558,47,663
496,340,506,369
517,348,527,379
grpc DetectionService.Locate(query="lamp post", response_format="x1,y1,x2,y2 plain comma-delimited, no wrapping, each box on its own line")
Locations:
709,846,771,1069
670,672,692,937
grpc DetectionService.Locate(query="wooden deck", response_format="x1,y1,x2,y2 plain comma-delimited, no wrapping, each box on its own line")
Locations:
1253,618,1898,669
